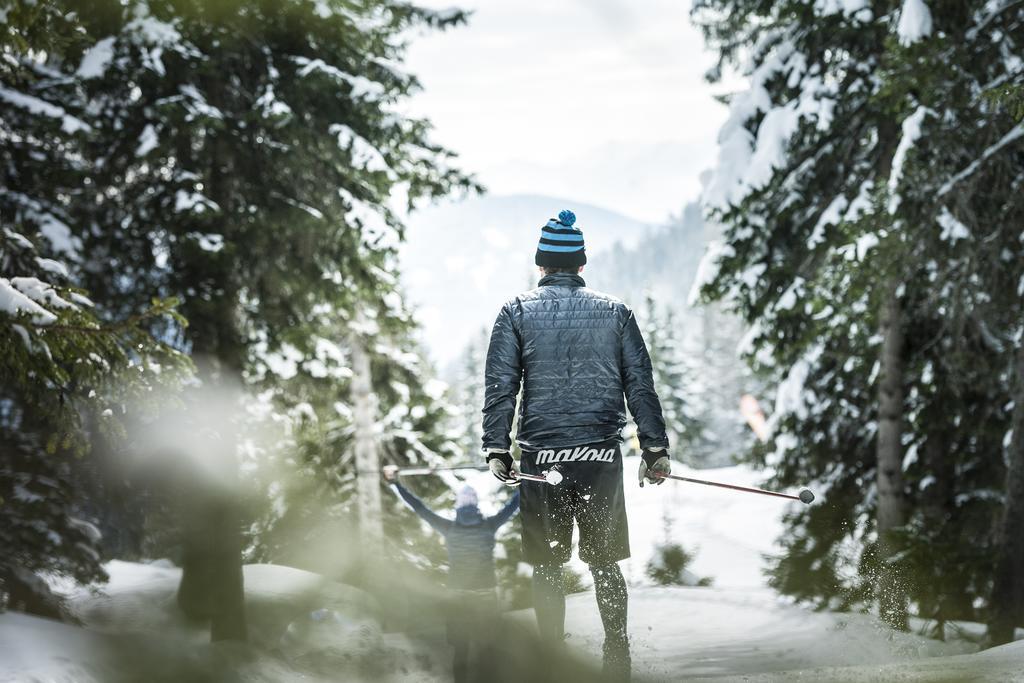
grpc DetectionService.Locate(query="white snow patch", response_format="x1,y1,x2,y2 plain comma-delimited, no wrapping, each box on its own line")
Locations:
0,86,91,134
337,187,392,243
937,207,970,242
34,257,69,278
5,228,34,249
815,0,870,17
703,41,837,210
39,214,80,257
76,37,116,79
743,105,801,191
774,277,804,311
0,278,57,325
736,320,762,358
939,123,1024,196
888,106,931,212
808,195,847,248
126,4,181,44
293,56,385,100
261,342,303,380
135,124,159,156
898,0,934,46
773,345,822,423
843,180,875,222
688,240,735,305
178,84,224,120
854,231,880,260
329,124,389,173
191,232,223,252
255,85,293,119
174,190,218,214
11,274,77,313
702,41,795,209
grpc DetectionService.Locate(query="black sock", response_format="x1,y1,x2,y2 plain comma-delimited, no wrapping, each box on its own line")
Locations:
590,562,628,644
532,562,565,642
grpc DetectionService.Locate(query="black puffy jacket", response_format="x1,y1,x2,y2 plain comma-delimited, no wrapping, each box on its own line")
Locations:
482,272,668,452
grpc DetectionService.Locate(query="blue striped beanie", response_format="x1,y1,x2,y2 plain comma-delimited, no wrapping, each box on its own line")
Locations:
535,209,586,268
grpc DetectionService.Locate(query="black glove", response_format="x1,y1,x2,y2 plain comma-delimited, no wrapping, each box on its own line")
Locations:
487,451,520,487
638,448,671,487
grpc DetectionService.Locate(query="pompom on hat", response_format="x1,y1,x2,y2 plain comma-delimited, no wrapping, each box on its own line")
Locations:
535,209,586,268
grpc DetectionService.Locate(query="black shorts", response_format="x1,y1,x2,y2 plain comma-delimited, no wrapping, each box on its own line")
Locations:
519,440,630,566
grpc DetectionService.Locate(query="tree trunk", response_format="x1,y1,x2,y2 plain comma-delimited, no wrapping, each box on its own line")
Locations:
173,64,248,641
876,286,908,629
921,433,953,638
175,361,247,642
351,332,382,551
988,340,1024,645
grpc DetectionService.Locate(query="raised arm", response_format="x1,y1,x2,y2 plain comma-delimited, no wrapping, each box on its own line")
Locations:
487,490,521,531
391,483,452,534
620,309,669,450
482,302,523,452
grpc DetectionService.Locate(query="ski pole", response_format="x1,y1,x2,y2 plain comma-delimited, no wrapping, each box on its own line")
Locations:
391,464,489,476
653,472,814,504
384,464,563,485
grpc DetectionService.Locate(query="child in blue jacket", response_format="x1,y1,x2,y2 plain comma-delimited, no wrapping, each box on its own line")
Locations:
384,466,519,682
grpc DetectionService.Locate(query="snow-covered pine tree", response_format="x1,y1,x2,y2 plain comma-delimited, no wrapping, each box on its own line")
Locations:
692,0,1024,629
693,296,755,467
451,327,489,458
5,0,475,640
242,285,461,589
639,294,707,463
0,1,189,615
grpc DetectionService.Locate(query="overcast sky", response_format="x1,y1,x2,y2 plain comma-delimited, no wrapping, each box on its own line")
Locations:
403,0,728,224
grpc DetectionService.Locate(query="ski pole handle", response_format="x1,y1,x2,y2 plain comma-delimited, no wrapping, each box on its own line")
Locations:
516,469,563,485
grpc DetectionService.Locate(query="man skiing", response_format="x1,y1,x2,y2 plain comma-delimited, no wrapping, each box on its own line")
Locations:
481,209,672,681
383,466,519,682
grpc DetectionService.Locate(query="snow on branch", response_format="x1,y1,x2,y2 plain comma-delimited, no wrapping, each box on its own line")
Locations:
1,190,82,257
329,123,390,174
76,37,116,79
897,0,933,46
771,344,823,425
0,86,90,134
0,277,81,326
938,123,1024,196
888,106,932,213
688,240,736,305
937,207,970,242
703,37,836,212
814,0,873,21
291,56,385,100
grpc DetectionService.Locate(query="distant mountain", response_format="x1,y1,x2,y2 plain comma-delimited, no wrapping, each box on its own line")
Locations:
399,194,658,366
583,201,709,308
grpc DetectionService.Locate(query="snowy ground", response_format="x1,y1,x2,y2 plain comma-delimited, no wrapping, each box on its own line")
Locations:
1,561,447,683
449,457,1024,680
2,458,1022,681
521,587,986,681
